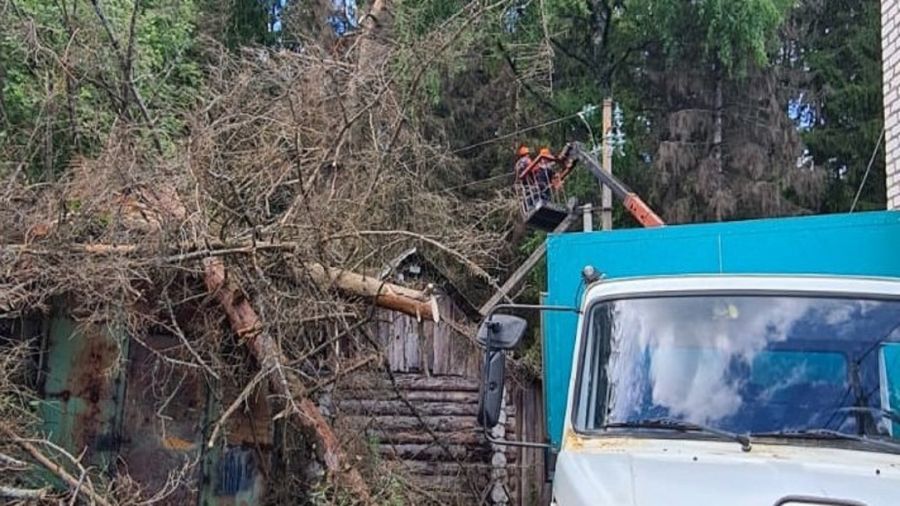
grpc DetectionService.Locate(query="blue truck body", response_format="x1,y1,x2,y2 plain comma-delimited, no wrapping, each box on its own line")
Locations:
542,210,900,448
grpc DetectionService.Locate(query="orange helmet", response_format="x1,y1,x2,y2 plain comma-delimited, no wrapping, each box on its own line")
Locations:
539,147,552,157
517,145,530,157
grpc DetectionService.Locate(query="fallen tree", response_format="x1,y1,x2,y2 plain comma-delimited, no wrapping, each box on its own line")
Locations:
300,262,439,322
0,9,515,501
2,241,439,322
203,257,373,504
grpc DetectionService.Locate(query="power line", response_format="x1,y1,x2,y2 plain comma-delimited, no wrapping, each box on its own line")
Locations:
450,112,581,154
439,173,511,191
391,110,585,204
849,127,885,213
392,173,512,205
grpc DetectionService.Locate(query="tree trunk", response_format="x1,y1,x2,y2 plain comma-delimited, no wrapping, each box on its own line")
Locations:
714,71,723,175
300,262,439,322
202,257,373,504
356,0,393,85
713,69,724,221
2,239,438,322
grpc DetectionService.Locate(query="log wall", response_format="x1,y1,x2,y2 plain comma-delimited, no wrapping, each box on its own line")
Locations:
333,373,493,504
328,290,523,504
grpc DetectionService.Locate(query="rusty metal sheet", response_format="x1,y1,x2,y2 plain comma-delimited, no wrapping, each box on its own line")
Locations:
118,333,207,503
38,312,127,471
37,309,271,506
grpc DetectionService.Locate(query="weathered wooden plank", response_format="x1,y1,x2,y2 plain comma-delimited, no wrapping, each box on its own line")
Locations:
432,306,452,375
382,311,406,372
338,373,480,392
342,415,478,432
511,380,550,506
336,389,479,402
423,318,435,373
377,443,490,462
403,316,421,371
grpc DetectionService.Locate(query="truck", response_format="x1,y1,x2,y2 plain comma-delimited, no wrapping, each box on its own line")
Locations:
477,210,900,505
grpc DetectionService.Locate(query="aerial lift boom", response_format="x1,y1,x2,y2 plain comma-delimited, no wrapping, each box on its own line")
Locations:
484,143,664,314
519,141,664,230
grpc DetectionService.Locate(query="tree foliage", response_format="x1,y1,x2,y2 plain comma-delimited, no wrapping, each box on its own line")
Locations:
786,0,885,211
628,0,792,73
1,0,201,180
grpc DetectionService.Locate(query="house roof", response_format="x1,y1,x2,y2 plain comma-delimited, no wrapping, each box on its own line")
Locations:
379,248,481,321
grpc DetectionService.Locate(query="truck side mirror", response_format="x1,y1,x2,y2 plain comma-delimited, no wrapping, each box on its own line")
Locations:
475,314,527,350
477,350,506,428
476,314,527,428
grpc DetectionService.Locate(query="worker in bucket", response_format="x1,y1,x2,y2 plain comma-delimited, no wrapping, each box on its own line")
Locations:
514,144,532,178
536,147,556,202
515,145,537,212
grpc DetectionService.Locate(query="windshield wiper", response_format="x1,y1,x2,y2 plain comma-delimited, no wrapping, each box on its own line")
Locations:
751,428,900,453
604,418,752,452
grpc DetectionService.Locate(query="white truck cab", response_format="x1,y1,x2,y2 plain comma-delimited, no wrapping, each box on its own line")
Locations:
551,275,900,505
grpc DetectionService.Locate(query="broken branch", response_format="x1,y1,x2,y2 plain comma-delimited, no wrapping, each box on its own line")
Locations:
202,257,373,504
300,262,439,322
1,427,111,506
0,486,49,500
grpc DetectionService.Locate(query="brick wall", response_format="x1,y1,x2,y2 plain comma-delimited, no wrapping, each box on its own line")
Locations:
884,0,900,208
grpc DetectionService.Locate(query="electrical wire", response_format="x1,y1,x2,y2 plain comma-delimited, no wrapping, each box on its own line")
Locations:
390,110,587,204
390,112,583,204
450,112,581,154
849,127,885,213
434,173,511,192
390,173,512,205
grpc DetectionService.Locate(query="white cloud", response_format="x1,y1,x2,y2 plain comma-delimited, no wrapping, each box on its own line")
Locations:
605,297,815,425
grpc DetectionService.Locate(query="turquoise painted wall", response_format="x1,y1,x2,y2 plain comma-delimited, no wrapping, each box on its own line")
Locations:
543,211,900,448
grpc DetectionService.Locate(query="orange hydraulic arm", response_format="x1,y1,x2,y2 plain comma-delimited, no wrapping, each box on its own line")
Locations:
553,142,665,228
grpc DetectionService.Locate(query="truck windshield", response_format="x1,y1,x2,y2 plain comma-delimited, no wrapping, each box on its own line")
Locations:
574,295,900,445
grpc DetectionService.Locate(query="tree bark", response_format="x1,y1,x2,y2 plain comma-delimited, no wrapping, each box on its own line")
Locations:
0,486,48,500
202,257,373,504
714,71,723,175
300,262,439,322
713,70,724,221
355,0,393,91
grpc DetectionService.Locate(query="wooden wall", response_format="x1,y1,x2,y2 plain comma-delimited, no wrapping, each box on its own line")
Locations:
332,373,492,504
509,378,551,506
375,299,481,377
328,293,503,503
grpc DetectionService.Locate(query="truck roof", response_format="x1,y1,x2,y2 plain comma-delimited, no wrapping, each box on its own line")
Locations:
541,210,900,448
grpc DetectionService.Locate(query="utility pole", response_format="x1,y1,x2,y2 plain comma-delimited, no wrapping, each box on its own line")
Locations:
582,203,593,232
601,98,613,230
